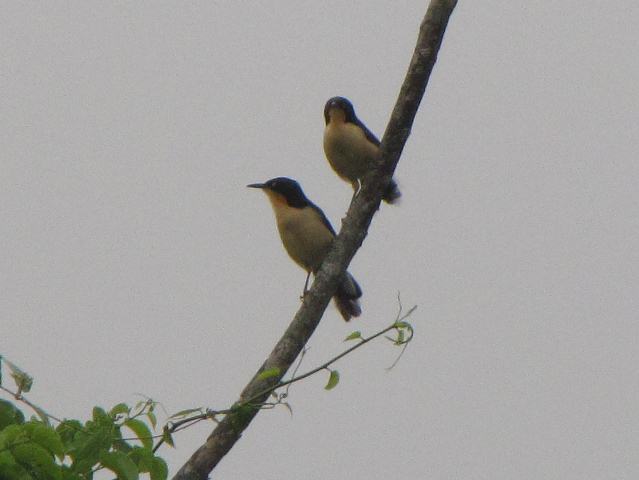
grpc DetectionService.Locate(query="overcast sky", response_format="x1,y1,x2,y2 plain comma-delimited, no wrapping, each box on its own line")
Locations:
2,1,638,479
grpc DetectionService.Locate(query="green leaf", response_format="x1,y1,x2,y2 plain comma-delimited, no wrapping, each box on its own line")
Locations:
68,421,113,470
60,470,83,480
257,367,281,380
161,427,174,448
0,450,23,479
55,419,83,447
169,408,202,419
325,370,340,390
0,424,23,449
110,403,130,417
149,456,168,480
124,419,153,450
26,422,64,457
129,446,153,472
146,411,157,430
12,442,61,480
0,449,16,463
0,400,25,430
344,331,362,341
100,451,139,480
91,407,111,427
4,360,33,394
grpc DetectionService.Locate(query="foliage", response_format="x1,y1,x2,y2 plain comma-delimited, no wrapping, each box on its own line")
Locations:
0,357,167,480
0,301,415,478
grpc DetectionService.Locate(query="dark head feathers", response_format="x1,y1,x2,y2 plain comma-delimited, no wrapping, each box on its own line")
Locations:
324,96,356,125
324,96,381,147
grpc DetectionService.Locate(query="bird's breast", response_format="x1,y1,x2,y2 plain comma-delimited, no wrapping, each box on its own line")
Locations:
273,205,334,272
323,123,379,183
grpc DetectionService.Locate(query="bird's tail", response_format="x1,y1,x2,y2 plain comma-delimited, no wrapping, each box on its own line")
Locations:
382,178,401,204
334,271,363,321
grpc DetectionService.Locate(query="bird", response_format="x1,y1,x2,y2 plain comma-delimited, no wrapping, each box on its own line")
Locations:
247,177,362,321
323,96,401,204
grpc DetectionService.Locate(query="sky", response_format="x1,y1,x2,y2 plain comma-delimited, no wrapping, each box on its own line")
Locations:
2,1,638,479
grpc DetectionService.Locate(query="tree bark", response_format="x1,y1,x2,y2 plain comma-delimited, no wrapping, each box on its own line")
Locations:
172,1,458,478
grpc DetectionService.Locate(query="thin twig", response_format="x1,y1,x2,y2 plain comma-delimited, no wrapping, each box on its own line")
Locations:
152,312,414,452
0,385,64,424
247,322,405,402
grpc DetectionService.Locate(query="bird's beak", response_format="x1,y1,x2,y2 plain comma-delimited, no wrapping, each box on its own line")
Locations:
247,183,266,189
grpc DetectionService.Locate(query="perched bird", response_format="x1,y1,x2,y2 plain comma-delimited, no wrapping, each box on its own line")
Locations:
323,96,401,204
248,177,362,321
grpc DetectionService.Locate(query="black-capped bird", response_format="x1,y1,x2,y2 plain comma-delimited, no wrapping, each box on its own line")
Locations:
323,96,401,204
248,177,362,321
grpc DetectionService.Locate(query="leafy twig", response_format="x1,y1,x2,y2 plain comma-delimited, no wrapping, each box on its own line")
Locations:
151,307,415,453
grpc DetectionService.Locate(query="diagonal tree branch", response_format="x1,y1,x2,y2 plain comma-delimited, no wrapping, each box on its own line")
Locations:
172,1,458,478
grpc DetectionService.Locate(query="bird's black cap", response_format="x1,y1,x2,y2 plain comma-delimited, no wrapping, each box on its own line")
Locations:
247,177,309,208
324,96,357,124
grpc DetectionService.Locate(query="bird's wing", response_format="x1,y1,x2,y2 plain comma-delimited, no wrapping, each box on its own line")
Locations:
309,203,336,236
355,118,381,147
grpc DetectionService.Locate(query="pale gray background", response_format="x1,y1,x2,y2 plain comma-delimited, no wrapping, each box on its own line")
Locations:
2,1,638,479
